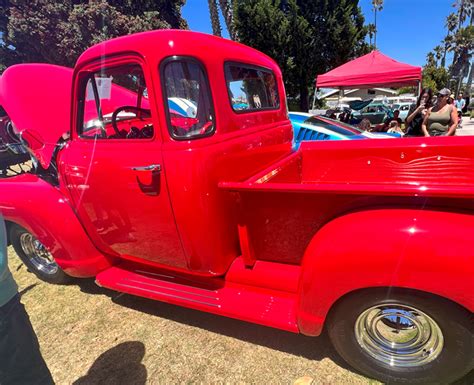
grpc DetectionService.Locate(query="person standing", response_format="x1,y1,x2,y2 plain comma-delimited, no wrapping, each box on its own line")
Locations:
0,216,54,384
405,88,432,137
422,88,458,137
454,93,466,127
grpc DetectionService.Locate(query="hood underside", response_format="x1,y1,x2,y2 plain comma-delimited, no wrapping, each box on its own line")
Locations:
0,64,73,168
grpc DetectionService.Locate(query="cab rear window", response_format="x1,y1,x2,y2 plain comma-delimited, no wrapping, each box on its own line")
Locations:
224,63,279,112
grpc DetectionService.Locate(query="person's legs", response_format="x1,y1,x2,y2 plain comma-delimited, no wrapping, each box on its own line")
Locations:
0,294,54,385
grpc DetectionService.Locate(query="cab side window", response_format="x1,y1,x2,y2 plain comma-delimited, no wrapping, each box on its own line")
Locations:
225,63,279,112
79,63,154,140
162,59,215,140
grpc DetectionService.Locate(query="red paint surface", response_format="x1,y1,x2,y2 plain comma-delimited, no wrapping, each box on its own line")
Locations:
1,30,472,337
297,209,474,335
0,174,112,277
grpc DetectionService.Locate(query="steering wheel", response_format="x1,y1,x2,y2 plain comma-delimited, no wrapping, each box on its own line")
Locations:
199,121,213,135
111,106,151,136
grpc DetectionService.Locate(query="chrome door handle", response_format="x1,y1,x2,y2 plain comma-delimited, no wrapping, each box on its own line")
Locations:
131,164,161,172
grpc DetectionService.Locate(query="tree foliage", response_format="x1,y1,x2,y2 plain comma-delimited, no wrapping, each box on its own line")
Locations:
422,65,449,93
0,0,188,71
234,0,369,111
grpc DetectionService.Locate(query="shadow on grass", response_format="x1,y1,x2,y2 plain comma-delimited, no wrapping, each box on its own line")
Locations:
18,283,37,298
73,341,146,385
78,279,349,368
73,279,474,384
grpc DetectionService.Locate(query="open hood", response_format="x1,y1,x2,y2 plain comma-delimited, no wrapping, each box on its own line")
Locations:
0,64,73,169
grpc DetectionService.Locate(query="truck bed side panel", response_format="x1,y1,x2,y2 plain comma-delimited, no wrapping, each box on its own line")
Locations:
297,208,474,335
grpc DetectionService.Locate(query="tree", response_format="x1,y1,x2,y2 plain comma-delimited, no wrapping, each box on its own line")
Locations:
449,1,474,92
235,0,369,111
397,86,415,95
208,0,222,36
423,60,449,93
0,0,188,71
433,45,444,67
372,0,383,49
367,23,376,47
218,0,237,40
441,13,458,68
451,25,474,93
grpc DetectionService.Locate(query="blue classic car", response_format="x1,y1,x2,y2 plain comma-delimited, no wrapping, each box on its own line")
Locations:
289,112,396,148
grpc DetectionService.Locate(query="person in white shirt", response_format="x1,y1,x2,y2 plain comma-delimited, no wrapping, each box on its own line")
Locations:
454,93,466,127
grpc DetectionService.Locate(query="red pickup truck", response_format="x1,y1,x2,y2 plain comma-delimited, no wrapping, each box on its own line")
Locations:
0,30,472,384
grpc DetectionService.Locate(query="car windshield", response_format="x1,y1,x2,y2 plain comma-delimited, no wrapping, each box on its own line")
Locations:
304,116,361,136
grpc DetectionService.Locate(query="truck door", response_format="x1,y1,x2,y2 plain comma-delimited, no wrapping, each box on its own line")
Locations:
62,57,187,269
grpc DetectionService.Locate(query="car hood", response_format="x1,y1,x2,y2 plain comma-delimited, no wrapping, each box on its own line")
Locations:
0,64,73,168
348,99,373,111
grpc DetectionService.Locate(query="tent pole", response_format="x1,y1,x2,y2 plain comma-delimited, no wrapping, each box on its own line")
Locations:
312,86,317,112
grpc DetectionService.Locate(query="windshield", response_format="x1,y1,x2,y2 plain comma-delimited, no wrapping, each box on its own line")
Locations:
304,116,362,136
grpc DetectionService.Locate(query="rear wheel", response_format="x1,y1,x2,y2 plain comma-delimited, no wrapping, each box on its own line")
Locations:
9,224,71,284
327,289,473,384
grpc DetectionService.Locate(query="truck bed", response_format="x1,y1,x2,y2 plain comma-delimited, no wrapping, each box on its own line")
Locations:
220,136,474,198
219,137,474,265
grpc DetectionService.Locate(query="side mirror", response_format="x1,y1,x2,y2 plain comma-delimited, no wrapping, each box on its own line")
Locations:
20,129,45,151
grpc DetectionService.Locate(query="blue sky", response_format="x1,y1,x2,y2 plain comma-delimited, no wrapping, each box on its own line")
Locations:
183,0,455,67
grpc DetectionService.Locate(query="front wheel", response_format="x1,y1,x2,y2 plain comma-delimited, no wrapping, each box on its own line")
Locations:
9,224,71,284
327,289,473,384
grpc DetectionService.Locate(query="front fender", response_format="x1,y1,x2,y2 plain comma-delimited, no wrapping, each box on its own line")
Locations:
297,208,474,336
0,173,112,277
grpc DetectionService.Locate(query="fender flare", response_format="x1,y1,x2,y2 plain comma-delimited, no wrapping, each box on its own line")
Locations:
0,173,112,277
297,208,474,336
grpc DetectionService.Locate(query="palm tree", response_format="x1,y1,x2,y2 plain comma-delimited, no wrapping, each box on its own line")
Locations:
433,45,444,66
208,0,222,37
442,13,458,68
442,34,455,67
465,59,473,98
367,23,376,48
450,1,474,89
453,0,474,27
372,0,384,49
452,25,474,93
426,52,436,67
218,0,237,40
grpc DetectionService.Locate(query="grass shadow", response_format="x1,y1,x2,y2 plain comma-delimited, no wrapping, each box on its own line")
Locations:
109,292,350,370
73,280,474,384
73,341,146,385
18,283,38,298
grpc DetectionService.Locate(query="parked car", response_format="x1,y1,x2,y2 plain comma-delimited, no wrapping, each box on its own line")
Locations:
392,102,414,121
289,112,396,147
1,30,473,385
351,102,394,124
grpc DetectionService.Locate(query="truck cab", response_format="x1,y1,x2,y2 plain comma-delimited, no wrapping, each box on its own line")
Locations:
0,30,472,384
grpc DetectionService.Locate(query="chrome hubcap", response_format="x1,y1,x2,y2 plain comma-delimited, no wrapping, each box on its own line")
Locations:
19,233,58,275
355,304,444,368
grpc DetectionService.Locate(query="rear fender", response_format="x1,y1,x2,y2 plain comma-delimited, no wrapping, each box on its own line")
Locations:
297,208,474,336
0,174,112,277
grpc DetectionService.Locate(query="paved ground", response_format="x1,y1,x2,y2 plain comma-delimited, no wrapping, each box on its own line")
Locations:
456,116,474,136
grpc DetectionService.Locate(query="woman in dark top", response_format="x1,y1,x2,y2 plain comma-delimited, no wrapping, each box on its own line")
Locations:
405,88,433,137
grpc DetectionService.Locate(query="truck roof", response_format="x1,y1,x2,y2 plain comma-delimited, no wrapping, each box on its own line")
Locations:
77,29,280,74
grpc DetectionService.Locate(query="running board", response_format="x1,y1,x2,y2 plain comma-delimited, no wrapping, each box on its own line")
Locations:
96,264,299,333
